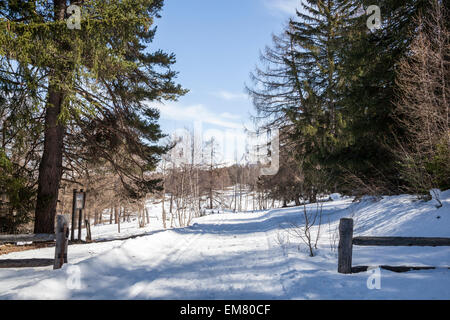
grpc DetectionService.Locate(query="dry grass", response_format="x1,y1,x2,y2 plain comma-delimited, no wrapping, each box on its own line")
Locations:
0,243,55,256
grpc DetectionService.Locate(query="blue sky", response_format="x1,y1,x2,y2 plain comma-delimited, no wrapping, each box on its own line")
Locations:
151,0,300,163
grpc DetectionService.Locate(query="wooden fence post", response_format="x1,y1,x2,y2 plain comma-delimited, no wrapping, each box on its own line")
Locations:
338,218,354,274
64,222,68,264
54,215,69,270
85,219,92,242
78,190,83,242
71,189,76,241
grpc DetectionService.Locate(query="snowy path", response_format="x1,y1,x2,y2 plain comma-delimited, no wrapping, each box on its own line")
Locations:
1,194,450,299
0,208,326,299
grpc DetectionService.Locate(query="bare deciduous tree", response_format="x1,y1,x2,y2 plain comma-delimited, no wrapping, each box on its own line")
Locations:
393,0,449,200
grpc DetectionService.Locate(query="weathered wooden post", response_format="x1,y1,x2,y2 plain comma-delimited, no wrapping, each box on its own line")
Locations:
71,189,77,241
54,215,69,270
77,189,84,241
338,218,354,274
64,223,68,264
85,219,92,242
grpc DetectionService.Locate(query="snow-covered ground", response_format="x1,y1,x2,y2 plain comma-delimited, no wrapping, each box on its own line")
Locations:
0,191,449,299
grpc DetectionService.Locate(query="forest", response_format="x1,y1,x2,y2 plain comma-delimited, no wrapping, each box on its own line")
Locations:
0,0,449,303
0,0,448,236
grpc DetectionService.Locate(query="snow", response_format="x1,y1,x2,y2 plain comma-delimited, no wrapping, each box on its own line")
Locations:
328,193,342,201
0,191,449,299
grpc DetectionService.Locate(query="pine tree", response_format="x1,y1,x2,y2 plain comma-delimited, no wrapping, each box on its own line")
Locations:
285,0,357,197
0,0,187,233
248,0,431,197
248,0,357,199
393,0,449,194
336,0,428,193
0,60,41,232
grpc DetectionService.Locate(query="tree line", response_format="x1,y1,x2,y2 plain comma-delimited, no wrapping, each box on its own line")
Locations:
0,0,448,234
0,0,186,233
247,0,449,205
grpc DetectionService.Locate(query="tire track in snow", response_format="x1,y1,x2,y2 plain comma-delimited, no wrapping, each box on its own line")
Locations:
191,214,229,299
145,214,229,273
264,219,294,299
187,211,290,299
141,214,231,299
147,228,203,271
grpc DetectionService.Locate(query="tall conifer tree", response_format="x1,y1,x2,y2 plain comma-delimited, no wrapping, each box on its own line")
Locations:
0,0,186,232
336,0,428,191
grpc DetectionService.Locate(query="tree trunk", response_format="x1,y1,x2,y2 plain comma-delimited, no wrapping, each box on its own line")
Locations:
33,0,68,234
239,183,242,212
34,89,65,234
117,206,121,233
162,185,166,229
309,191,317,204
209,188,213,209
94,208,99,225
145,208,150,225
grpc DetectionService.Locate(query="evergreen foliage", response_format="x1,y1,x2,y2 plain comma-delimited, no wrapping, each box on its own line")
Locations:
248,0,447,201
0,0,187,232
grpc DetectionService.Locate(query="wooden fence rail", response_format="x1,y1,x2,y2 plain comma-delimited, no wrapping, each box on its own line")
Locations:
0,215,69,270
353,237,450,247
338,218,450,274
0,234,56,243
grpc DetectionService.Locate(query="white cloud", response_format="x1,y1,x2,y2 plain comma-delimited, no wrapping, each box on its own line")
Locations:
213,90,249,101
152,102,249,165
219,112,241,120
151,102,262,165
153,102,243,129
264,0,301,15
